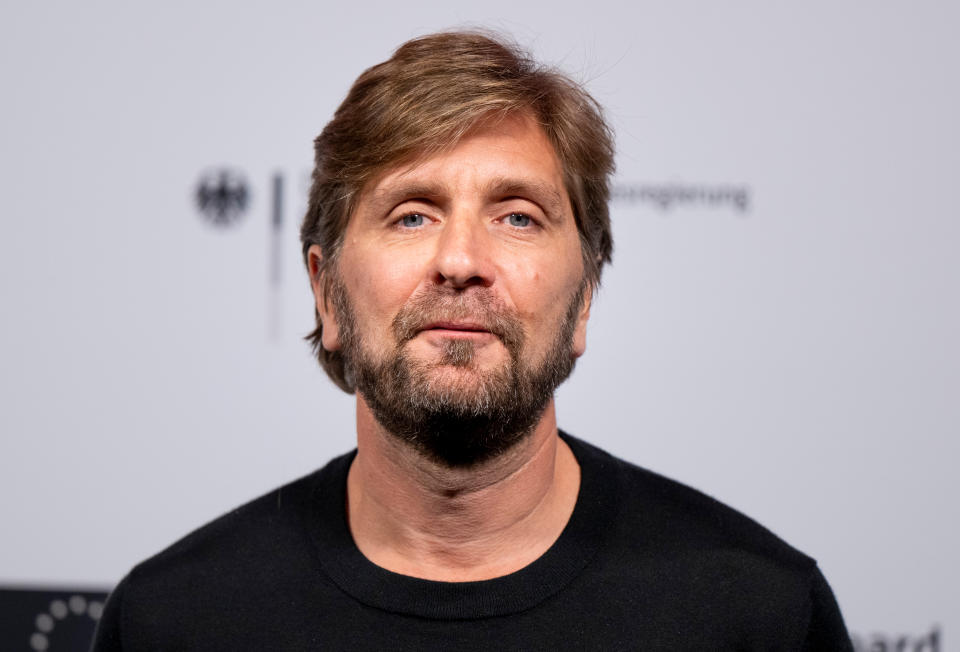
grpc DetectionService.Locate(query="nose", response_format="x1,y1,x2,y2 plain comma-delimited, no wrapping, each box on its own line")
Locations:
430,214,495,289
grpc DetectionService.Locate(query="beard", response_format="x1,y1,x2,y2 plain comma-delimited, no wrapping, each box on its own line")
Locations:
331,276,586,468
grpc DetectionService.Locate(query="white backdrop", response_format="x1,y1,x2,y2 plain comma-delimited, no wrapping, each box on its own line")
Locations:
2,2,957,647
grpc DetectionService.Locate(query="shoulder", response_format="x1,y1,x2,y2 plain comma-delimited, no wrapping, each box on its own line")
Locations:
564,433,852,648
566,432,812,569
94,451,355,647
130,463,326,584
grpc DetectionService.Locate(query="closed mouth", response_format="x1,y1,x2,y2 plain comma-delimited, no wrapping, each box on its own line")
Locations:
421,321,491,333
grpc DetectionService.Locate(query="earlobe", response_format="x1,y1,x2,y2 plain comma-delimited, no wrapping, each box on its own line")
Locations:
307,245,341,352
572,285,592,358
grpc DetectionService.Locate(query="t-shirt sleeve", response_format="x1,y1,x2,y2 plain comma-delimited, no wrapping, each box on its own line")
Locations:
89,576,127,652
801,565,854,652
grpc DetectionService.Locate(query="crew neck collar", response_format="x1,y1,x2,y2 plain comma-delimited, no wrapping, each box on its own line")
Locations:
305,432,622,620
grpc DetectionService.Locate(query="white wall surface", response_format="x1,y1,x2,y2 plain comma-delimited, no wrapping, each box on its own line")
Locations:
2,1,956,645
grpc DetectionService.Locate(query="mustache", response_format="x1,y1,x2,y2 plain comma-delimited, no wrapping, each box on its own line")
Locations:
392,288,525,353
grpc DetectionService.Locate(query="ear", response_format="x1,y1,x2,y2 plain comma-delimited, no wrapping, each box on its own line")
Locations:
572,283,592,358
307,244,341,352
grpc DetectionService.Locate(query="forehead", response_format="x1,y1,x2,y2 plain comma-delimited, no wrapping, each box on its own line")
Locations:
355,113,572,215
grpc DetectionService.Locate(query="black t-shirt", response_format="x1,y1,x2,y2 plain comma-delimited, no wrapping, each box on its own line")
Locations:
92,434,852,650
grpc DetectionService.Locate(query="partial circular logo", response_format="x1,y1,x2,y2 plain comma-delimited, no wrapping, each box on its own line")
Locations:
195,168,250,227
30,594,103,651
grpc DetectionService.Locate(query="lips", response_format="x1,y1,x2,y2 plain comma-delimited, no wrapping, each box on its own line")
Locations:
421,321,491,333
391,289,523,351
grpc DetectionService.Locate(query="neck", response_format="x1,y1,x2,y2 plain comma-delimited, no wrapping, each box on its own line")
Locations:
346,395,580,581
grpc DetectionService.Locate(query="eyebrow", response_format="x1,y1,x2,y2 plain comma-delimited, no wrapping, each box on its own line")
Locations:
366,176,569,220
368,183,446,214
482,176,567,218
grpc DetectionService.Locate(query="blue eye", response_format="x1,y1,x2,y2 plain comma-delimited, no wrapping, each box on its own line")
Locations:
507,213,531,227
400,213,425,228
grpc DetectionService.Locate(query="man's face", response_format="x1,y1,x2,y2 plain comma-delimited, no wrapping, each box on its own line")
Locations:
309,113,590,466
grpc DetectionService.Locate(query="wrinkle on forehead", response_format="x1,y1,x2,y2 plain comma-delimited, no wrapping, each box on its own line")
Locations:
358,112,570,216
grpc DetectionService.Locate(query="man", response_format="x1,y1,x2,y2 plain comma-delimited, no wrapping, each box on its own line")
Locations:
93,32,852,650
